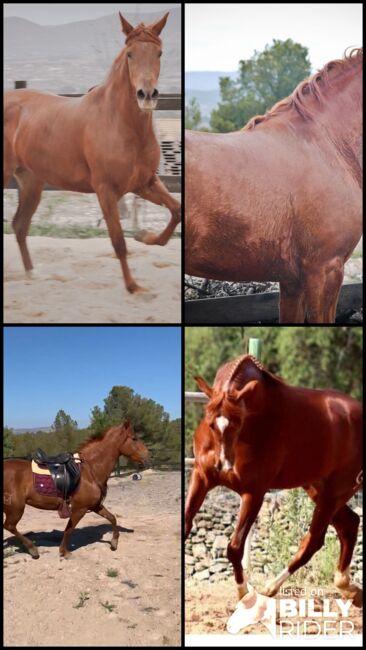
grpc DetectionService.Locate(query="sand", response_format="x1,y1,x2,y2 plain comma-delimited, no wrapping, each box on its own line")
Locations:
4,235,181,323
4,471,181,647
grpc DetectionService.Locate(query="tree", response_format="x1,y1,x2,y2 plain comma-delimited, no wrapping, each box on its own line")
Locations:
210,39,311,132
53,409,78,450
185,97,202,130
4,426,15,458
89,405,110,436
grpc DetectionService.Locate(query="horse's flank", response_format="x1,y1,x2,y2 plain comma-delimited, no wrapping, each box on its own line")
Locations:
185,49,362,322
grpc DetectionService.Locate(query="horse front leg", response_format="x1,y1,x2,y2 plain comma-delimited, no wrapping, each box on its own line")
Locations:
279,281,306,323
185,467,209,540
227,492,264,600
134,175,181,246
96,185,148,294
304,258,343,323
93,504,119,551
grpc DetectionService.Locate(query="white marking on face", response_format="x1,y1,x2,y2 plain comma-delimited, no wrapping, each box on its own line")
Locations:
215,416,232,470
216,416,229,433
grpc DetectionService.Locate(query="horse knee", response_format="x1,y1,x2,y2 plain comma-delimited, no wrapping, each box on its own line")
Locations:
227,540,242,565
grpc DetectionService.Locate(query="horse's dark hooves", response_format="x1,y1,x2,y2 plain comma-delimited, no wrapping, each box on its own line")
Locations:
31,553,40,560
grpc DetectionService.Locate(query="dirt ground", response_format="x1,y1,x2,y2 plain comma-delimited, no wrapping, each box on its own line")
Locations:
4,471,181,647
185,579,362,636
4,235,181,324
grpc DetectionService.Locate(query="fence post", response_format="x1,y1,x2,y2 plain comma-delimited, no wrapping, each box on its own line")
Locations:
15,81,27,89
242,337,262,572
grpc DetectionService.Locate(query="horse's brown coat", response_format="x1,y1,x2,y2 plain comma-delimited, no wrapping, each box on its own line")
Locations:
4,13,181,294
185,355,362,604
185,50,362,322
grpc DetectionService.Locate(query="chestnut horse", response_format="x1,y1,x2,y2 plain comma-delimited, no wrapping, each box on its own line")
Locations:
185,49,362,322
3,422,150,558
4,13,181,294
185,355,362,609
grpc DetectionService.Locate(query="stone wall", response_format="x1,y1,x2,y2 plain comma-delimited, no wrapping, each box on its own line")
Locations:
185,468,363,585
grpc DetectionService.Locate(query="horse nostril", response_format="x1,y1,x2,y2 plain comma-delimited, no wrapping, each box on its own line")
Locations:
136,89,145,100
152,88,159,99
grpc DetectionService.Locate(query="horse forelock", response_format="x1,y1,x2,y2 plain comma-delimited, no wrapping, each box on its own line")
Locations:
243,47,362,131
125,23,162,47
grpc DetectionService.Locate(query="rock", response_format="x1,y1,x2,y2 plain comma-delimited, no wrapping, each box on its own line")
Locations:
185,566,194,577
209,562,228,574
194,569,210,581
192,543,207,559
185,554,195,566
211,537,228,559
196,520,207,529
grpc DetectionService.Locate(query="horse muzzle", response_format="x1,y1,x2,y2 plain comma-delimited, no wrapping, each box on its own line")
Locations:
136,88,159,111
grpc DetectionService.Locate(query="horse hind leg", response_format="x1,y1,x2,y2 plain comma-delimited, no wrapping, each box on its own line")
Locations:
3,506,40,559
332,506,362,607
134,175,181,246
12,168,44,273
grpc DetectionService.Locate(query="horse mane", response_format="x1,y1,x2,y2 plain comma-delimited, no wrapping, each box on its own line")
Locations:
78,423,127,452
125,23,162,47
243,47,363,130
214,354,283,392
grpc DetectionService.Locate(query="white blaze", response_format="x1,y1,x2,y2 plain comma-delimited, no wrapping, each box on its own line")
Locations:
215,416,232,470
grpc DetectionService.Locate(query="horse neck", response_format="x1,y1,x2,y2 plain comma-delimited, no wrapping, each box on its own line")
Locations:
312,68,362,178
102,49,154,136
81,432,121,484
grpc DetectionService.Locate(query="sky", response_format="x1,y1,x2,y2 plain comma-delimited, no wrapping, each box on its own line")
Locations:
186,3,363,72
4,3,180,24
4,326,181,428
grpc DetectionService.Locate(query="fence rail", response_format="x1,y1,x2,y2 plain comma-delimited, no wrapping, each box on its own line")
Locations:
185,282,362,324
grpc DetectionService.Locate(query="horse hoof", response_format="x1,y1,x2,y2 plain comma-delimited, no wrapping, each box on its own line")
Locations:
134,229,157,245
31,553,40,560
110,544,118,551
127,282,149,294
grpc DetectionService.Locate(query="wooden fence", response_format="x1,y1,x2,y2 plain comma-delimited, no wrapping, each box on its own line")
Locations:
8,81,181,194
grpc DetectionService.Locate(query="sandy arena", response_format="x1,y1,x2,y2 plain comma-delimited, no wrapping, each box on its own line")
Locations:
4,235,181,323
4,471,181,647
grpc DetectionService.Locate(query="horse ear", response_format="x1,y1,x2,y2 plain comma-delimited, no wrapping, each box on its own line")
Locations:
150,12,169,36
119,12,134,36
195,376,213,398
233,380,259,404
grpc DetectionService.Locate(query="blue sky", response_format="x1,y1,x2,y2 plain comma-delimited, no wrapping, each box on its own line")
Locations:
4,327,181,428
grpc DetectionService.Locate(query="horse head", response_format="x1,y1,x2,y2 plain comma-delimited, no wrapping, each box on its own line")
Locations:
194,355,266,471
117,420,150,468
119,12,169,111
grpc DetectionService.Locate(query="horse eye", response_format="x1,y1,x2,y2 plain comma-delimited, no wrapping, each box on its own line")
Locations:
158,51,162,58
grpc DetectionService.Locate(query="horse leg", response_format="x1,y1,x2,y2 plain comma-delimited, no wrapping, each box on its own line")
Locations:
263,490,343,597
304,486,362,605
93,504,119,551
304,258,343,323
184,467,209,540
96,185,148,293
332,506,362,607
3,507,40,559
12,169,44,272
134,175,181,246
59,507,88,558
279,282,306,323
227,492,264,600
321,259,344,322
